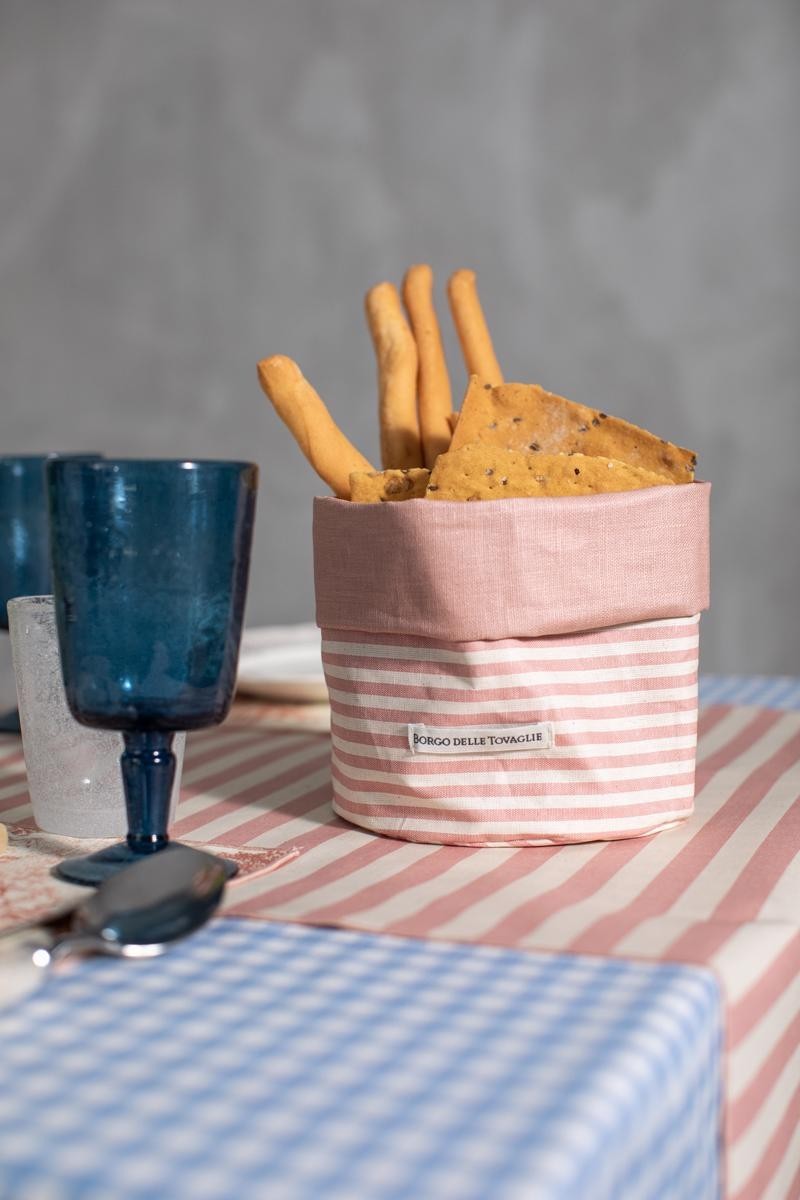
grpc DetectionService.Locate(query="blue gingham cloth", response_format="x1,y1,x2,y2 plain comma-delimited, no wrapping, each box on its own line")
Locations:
699,674,800,710
0,920,721,1200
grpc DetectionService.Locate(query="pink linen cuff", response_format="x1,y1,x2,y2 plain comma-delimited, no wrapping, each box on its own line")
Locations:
313,483,710,642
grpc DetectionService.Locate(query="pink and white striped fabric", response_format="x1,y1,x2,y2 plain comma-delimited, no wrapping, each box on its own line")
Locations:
1,695,798,1196
322,615,701,845
190,703,796,1200
313,488,710,848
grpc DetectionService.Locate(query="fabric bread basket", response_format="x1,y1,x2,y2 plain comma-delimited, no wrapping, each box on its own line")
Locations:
314,482,710,847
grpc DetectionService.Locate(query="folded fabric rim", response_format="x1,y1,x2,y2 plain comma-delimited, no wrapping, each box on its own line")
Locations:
314,483,710,642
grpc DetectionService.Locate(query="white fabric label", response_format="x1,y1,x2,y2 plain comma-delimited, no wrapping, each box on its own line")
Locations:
408,722,554,756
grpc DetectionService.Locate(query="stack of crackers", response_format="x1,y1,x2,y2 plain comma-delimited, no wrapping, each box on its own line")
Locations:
258,267,696,502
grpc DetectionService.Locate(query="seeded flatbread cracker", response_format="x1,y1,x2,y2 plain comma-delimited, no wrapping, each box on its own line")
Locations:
426,445,673,500
350,467,431,503
449,380,696,482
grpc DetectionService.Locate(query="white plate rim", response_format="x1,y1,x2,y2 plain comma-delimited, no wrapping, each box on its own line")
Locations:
237,624,328,703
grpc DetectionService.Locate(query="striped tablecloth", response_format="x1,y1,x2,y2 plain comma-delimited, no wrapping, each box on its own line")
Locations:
184,694,799,1200
1,677,798,1198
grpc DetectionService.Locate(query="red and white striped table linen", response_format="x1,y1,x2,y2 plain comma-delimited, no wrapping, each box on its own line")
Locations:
2,699,798,1198
177,701,799,1200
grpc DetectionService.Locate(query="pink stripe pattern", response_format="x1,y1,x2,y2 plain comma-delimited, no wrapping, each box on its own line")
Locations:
322,615,700,846
2,688,797,1198
164,699,797,1200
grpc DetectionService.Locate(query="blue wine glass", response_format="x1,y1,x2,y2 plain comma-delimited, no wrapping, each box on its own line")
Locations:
0,455,100,733
47,458,258,885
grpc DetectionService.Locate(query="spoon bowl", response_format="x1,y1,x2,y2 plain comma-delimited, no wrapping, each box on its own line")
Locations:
1,846,228,1006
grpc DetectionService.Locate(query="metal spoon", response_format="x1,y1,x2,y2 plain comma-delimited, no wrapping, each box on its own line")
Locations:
0,846,228,1009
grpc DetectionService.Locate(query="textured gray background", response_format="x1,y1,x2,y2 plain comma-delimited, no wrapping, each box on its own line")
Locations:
1,0,798,674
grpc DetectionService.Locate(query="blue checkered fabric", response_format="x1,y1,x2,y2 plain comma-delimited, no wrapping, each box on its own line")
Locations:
699,674,800,710
0,919,721,1200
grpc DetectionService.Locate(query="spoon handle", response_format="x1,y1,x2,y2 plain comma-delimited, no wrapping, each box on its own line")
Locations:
0,928,51,1011
0,928,116,1013
0,903,79,946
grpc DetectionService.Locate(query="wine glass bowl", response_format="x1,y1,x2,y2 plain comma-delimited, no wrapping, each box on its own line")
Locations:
0,454,100,732
47,458,258,885
0,457,54,625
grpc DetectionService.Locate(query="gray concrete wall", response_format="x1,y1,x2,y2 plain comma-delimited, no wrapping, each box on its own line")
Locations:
1,0,798,672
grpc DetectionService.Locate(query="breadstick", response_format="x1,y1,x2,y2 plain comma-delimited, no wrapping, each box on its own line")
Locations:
402,264,453,468
447,269,504,385
257,356,375,499
365,282,422,470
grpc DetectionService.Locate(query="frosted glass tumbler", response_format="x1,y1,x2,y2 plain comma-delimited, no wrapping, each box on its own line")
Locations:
7,596,186,838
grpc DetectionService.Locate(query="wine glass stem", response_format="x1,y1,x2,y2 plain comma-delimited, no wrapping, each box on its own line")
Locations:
121,730,175,854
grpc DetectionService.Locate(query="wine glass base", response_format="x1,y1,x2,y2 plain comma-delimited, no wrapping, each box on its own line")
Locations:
0,707,21,734
53,842,240,887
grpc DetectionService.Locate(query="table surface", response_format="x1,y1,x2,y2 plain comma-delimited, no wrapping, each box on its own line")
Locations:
1,676,798,1200
0,921,721,1200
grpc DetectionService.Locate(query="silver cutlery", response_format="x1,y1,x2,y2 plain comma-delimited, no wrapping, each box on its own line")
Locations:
0,845,228,1009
